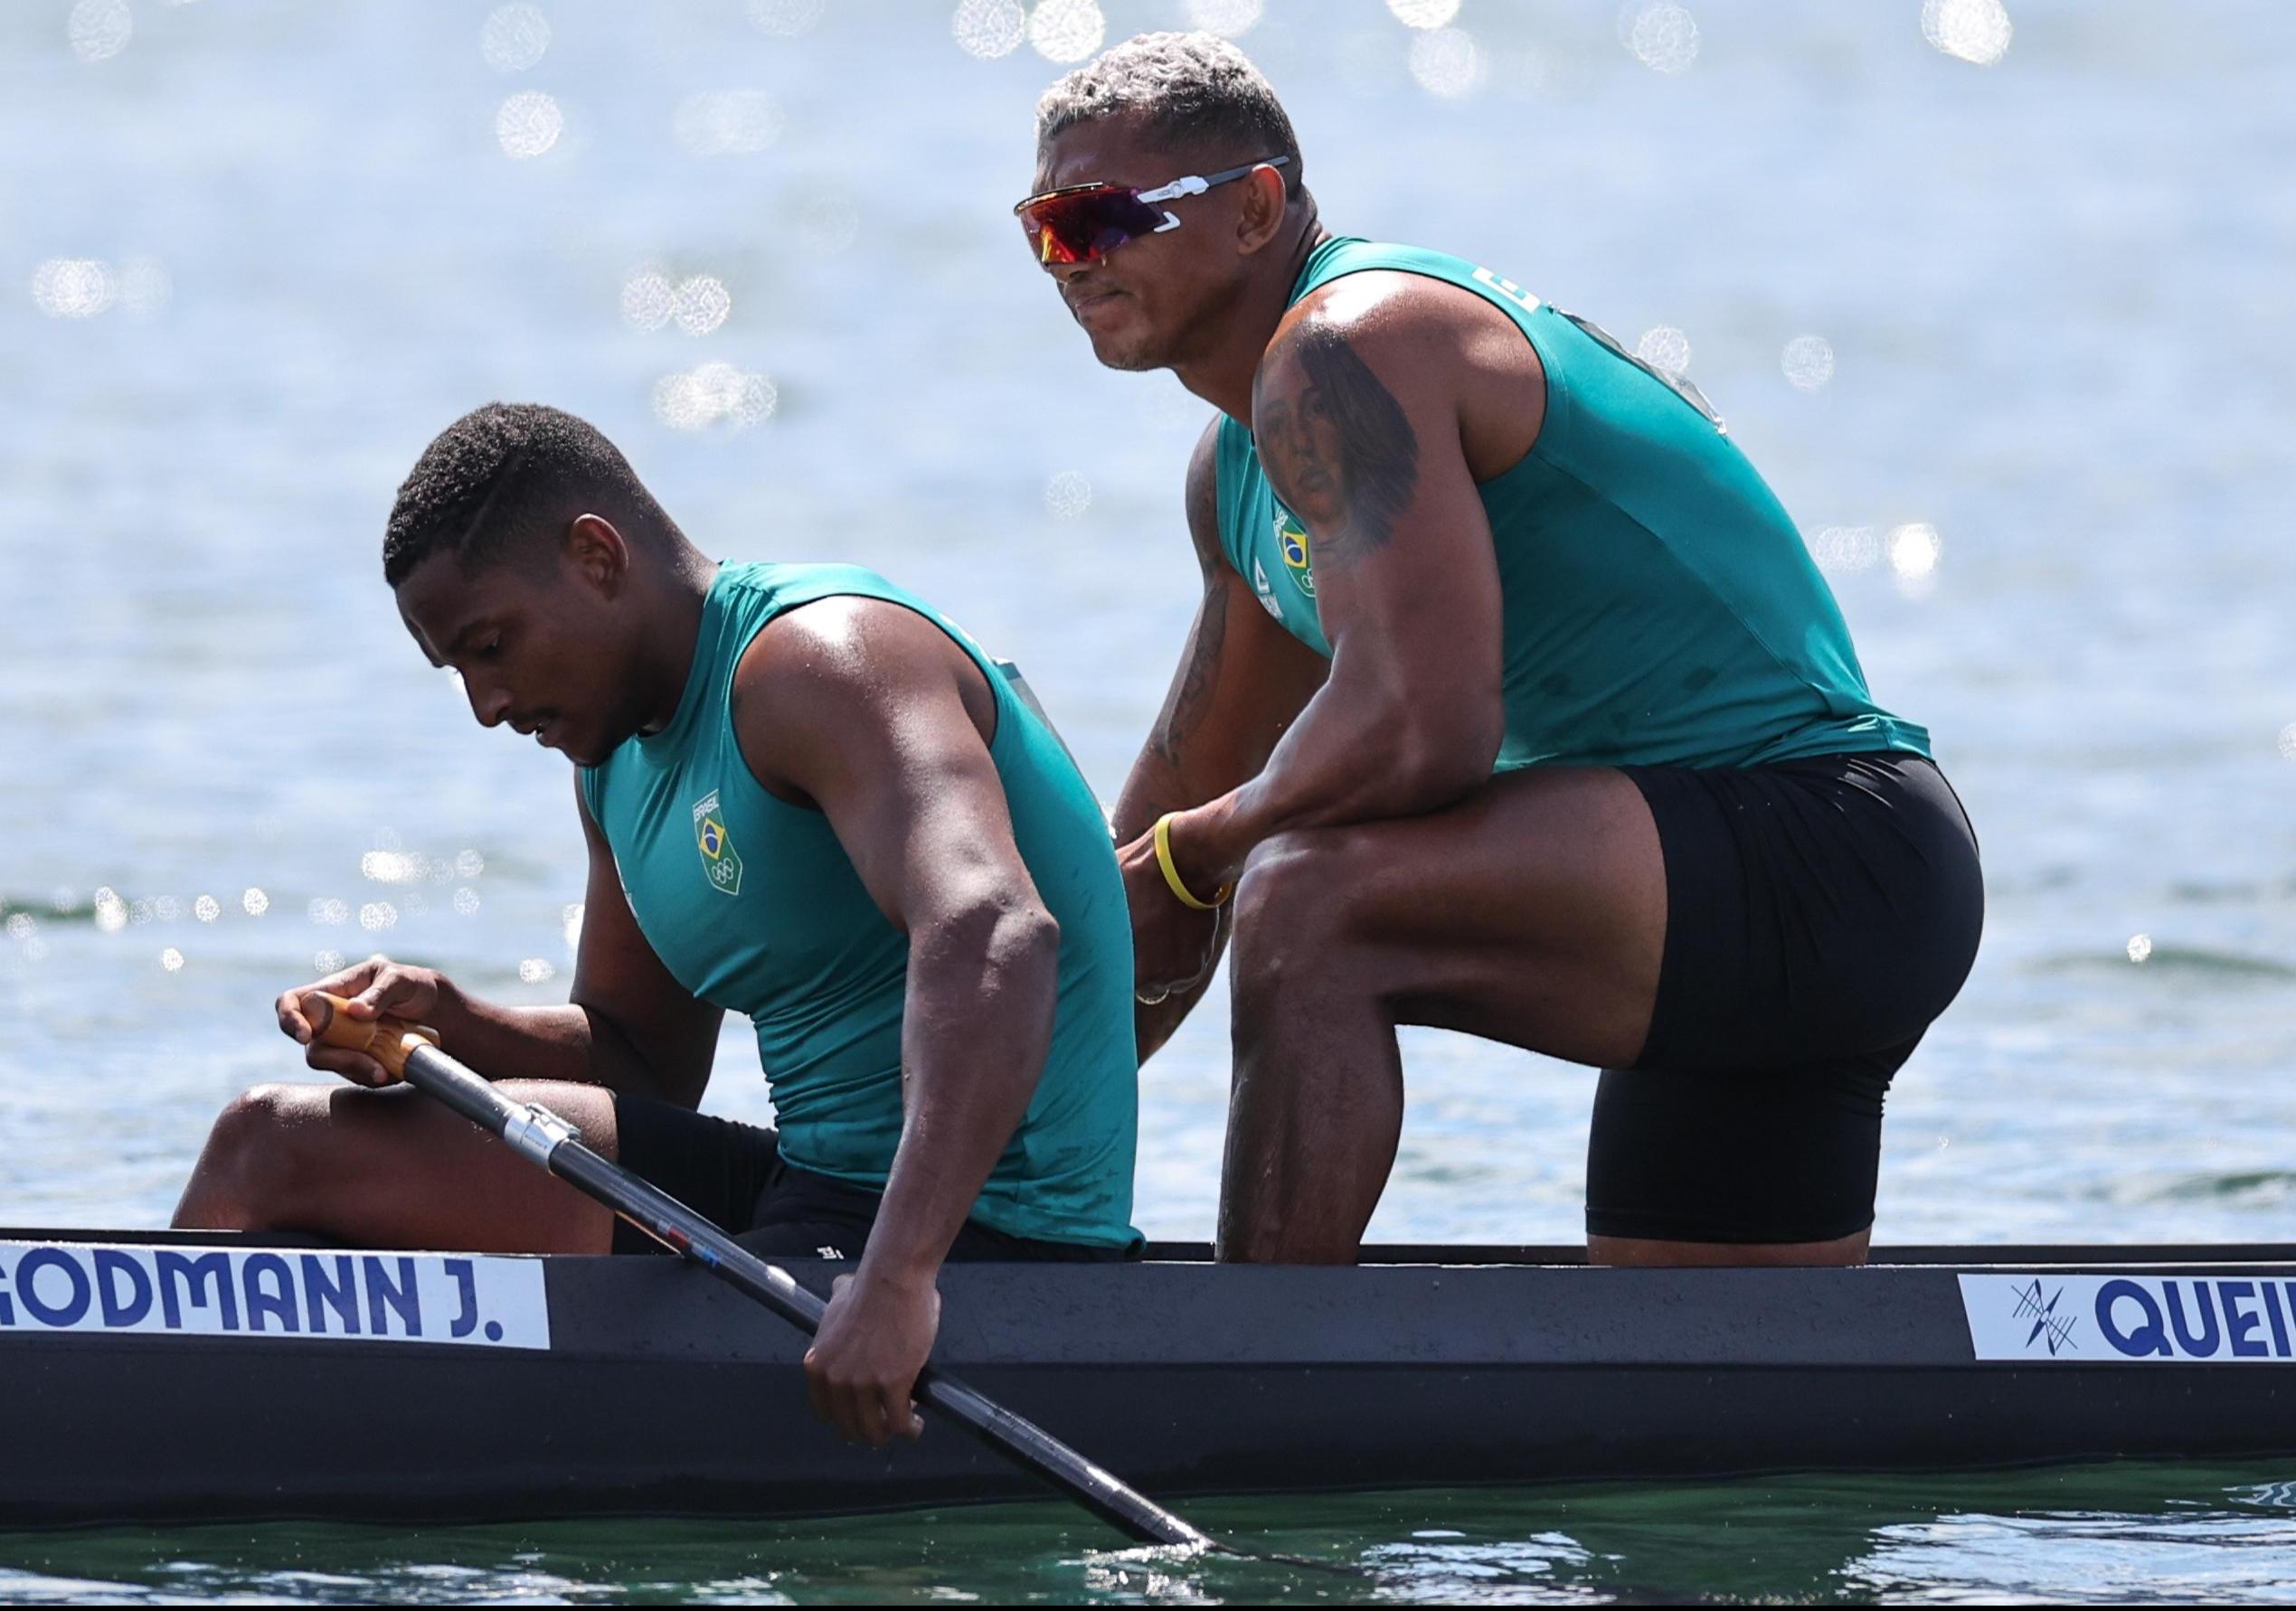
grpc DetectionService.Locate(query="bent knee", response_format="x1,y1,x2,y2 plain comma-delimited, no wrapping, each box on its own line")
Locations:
198,1082,333,1226
209,1080,326,1151
1230,828,1384,999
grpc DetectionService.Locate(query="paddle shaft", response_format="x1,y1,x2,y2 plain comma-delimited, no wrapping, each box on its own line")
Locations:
310,997,1206,1550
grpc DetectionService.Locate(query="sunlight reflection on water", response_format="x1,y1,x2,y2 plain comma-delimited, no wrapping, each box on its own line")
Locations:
3,3,2295,1596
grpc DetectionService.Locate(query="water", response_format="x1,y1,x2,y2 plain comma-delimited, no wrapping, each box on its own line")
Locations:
8,1467,2296,1603
2,0,2292,1600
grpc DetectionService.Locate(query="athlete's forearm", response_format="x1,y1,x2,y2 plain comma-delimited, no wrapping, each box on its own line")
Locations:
858,901,1060,1287
1110,745,1192,846
1110,602,1251,846
1166,654,1497,891
430,983,695,1101
1113,563,1323,849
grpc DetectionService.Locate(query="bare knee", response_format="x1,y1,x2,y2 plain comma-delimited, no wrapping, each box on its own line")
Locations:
1231,828,1374,997
181,1082,330,1229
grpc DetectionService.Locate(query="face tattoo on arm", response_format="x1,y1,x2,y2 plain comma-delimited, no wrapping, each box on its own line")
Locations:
1252,324,1420,568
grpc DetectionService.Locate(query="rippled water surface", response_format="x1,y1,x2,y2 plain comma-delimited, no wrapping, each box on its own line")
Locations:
3,0,2294,1600
8,1466,2296,1604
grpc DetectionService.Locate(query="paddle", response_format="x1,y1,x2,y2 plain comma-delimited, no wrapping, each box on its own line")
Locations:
304,992,1210,1551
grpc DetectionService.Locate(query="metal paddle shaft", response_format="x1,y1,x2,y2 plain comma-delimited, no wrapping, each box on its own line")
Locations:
308,995,1208,1550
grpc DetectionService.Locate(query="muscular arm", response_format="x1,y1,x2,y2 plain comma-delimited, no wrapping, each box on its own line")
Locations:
1113,419,1328,1057
364,780,723,1106
1160,281,1514,893
733,598,1060,1291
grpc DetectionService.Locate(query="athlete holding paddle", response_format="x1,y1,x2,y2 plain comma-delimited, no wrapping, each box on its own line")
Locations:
1020,34,1984,1267
174,403,1142,1448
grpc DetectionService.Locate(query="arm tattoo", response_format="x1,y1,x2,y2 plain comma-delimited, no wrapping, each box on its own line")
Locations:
1253,324,1419,565
1149,575,1230,767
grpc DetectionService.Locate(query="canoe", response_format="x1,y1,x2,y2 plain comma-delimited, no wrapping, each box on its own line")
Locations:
5,1229,2295,1526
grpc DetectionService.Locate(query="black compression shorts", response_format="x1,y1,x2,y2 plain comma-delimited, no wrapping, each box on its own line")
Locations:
609,1094,1133,1262
1588,752,1983,1245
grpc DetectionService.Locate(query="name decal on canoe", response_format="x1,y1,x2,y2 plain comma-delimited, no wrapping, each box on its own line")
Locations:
1961,1273,2296,1363
0,1241,550,1351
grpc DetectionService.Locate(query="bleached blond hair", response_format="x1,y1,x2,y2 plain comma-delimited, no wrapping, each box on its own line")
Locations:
1035,31,1303,196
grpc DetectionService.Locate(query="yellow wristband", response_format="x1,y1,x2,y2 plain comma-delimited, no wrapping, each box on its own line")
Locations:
1154,813,1231,911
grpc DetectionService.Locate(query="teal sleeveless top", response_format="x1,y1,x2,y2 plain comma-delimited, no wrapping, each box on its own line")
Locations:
1215,238,1932,770
579,561,1139,1249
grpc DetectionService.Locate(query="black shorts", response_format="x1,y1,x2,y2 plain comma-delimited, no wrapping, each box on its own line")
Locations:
1588,752,1983,1245
609,1094,1133,1262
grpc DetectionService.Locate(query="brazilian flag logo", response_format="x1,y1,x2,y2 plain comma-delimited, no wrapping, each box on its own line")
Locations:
691,789,742,897
1274,509,1314,598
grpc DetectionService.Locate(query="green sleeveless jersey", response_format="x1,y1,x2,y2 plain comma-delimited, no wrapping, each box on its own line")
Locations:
578,562,1139,1249
1215,238,1931,770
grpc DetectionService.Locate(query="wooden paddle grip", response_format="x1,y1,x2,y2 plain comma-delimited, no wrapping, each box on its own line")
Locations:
307,991,439,1079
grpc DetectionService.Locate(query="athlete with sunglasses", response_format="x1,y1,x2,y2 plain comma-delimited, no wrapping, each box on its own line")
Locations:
1020,33,1984,1267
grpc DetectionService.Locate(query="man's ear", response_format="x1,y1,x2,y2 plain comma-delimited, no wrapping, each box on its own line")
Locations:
564,513,630,596
1235,163,1292,257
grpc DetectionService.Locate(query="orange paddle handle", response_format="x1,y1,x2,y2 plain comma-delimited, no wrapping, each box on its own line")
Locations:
307,991,440,1079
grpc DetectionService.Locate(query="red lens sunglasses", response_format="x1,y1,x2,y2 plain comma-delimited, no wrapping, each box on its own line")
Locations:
1015,156,1290,268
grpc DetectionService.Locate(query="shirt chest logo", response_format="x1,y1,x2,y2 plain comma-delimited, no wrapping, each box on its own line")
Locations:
1273,508,1314,598
692,790,743,897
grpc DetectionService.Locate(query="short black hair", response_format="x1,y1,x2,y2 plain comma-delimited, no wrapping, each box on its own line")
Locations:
383,402,655,588
1035,32,1304,200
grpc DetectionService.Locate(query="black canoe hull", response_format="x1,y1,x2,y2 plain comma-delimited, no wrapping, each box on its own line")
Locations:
6,1233,2296,1525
